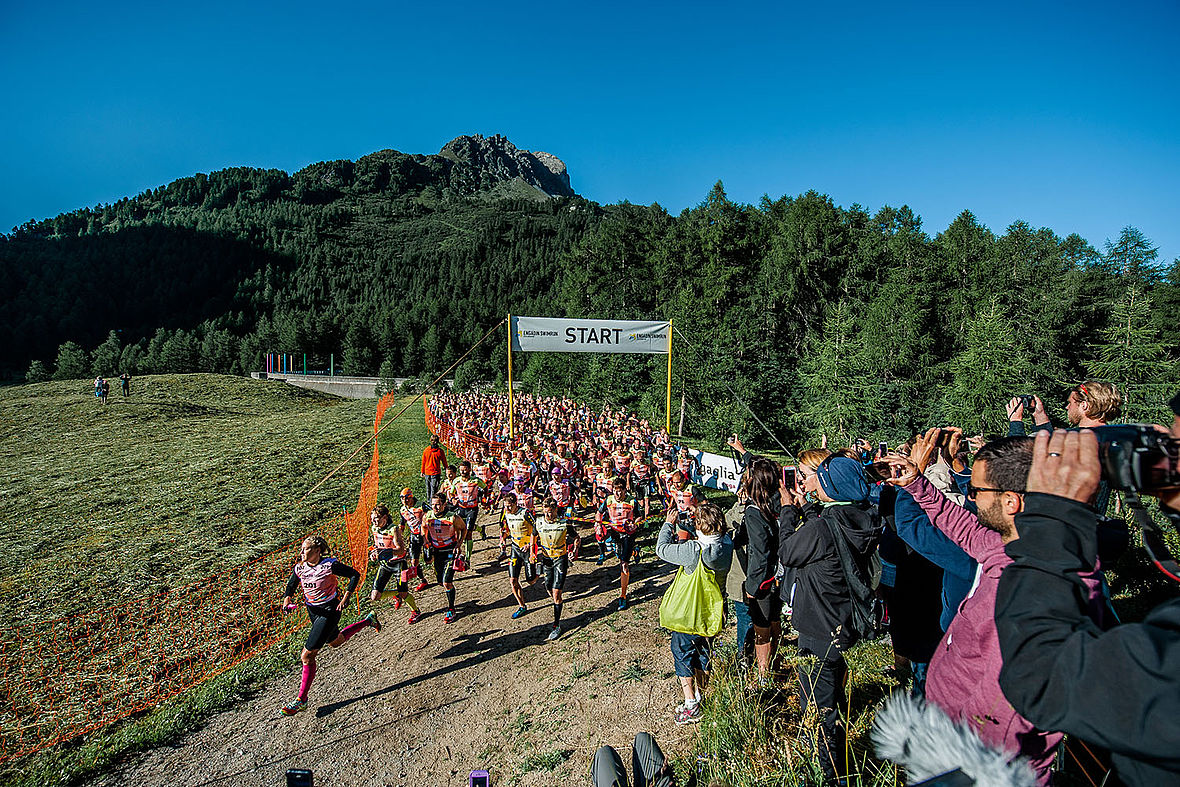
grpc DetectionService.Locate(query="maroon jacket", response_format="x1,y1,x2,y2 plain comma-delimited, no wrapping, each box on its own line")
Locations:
908,475,1109,782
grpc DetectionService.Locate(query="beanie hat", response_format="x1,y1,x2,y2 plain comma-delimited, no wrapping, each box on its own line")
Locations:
816,456,870,502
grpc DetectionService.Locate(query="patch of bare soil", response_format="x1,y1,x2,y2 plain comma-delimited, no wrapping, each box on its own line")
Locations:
100,520,697,787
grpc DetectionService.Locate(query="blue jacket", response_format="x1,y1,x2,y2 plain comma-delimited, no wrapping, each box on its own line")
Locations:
893,487,977,631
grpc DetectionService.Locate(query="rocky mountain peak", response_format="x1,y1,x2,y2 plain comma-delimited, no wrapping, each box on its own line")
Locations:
439,134,574,198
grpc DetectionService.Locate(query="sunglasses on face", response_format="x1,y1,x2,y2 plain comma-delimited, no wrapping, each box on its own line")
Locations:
966,483,1009,500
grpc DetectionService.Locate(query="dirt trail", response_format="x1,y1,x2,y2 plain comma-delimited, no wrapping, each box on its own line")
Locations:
101,522,698,787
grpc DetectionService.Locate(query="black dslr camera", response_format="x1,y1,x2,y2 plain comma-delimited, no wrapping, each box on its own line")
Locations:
1092,425,1180,495
1092,424,1180,581
1017,394,1036,412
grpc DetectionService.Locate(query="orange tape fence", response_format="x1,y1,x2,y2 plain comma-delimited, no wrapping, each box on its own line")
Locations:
424,396,508,461
0,392,396,765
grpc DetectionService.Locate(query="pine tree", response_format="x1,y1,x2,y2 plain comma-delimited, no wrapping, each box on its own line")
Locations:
941,297,1033,434
52,342,90,380
1087,285,1175,422
794,300,869,445
25,360,49,383
90,330,122,376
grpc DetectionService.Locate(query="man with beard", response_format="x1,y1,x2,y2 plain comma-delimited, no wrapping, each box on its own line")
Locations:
882,434,1114,784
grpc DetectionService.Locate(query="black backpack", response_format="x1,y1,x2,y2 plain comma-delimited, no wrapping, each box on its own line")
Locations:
821,512,884,643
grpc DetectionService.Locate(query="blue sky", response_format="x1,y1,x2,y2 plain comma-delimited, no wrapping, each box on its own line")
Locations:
2,0,1178,262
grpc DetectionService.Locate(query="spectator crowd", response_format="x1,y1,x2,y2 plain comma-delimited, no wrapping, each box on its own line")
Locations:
407,384,1180,787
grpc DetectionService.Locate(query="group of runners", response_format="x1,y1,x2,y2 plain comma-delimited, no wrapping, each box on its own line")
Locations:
280,391,708,716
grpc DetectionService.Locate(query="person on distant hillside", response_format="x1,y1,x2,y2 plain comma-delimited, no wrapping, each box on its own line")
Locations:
421,434,448,504
280,536,378,716
119,372,131,396
597,476,640,610
369,504,421,625
425,492,467,623
94,376,107,405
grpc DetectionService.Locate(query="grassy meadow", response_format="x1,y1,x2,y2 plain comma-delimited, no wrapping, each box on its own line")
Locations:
0,375,426,624
0,375,434,786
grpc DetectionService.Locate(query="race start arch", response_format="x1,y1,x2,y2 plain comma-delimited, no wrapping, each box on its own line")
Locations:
507,315,672,440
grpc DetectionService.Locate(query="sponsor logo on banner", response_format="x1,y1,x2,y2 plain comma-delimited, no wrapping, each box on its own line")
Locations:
688,449,741,492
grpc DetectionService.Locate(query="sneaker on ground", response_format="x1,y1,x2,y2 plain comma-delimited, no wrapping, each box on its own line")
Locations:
596,556,605,566
407,610,421,625
393,596,402,610
414,580,429,592
444,609,456,624
674,702,702,725
511,606,527,619
280,698,308,716
546,625,561,641
365,611,381,634
618,597,628,611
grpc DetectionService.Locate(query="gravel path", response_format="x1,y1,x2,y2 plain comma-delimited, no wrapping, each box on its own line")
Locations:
100,523,695,787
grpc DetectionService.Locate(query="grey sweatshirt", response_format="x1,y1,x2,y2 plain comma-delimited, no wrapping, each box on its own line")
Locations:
656,519,733,590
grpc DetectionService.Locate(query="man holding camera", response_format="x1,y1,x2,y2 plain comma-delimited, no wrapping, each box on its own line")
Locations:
881,433,1114,783
994,395,1180,786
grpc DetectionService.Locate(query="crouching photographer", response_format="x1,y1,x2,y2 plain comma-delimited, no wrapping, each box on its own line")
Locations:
994,393,1180,786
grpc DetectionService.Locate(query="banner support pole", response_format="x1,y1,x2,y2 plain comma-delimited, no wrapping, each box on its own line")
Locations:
507,313,515,444
665,318,673,436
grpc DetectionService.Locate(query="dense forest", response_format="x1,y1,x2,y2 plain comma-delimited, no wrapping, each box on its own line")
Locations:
3,138,1178,448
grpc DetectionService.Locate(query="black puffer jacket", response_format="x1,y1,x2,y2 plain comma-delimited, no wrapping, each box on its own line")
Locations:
779,501,880,653
996,493,1180,786
742,501,780,600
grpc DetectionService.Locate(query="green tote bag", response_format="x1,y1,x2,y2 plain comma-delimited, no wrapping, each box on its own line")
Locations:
659,553,724,637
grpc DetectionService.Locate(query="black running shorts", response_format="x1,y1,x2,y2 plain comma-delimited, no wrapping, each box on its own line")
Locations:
539,553,568,591
305,602,342,651
609,531,636,563
432,548,457,585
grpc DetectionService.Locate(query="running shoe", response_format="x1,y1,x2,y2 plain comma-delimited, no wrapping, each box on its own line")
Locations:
414,580,429,592
618,597,628,611
512,606,528,619
546,625,561,641
393,596,402,610
280,698,307,716
365,611,381,634
674,703,703,725
596,555,605,566
407,610,421,625
444,609,456,624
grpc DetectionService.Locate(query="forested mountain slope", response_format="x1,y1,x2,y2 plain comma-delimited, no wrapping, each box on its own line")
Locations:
3,134,1177,445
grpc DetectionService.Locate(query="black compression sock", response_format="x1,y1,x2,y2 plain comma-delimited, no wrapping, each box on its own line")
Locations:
553,602,563,624
446,589,456,609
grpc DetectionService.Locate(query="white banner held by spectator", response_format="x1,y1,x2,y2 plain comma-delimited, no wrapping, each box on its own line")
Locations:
511,316,670,354
688,448,742,492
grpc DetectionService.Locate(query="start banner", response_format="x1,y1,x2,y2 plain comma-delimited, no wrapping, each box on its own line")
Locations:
688,448,742,492
511,316,670,354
